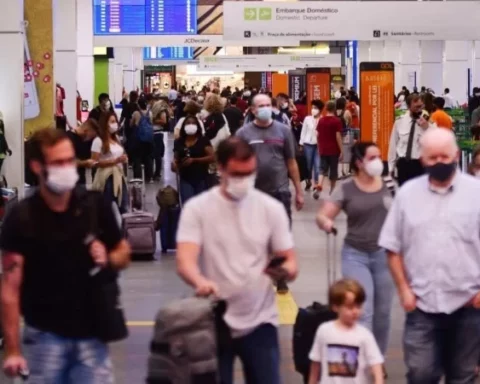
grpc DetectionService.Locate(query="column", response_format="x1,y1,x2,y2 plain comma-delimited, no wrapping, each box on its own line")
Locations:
0,2,24,194
444,41,470,105
116,47,135,93
108,58,117,104
54,0,77,125
473,42,480,92
399,41,420,92
356,41,370,90
77,0,95,109
114,60,124,104
369,41,384,62
133,47,144,91
384,41,401,95
420,41,444,94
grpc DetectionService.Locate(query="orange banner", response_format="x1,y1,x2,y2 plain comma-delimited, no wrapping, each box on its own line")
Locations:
271,73,288,97
359,62,395,161
306,68,331,107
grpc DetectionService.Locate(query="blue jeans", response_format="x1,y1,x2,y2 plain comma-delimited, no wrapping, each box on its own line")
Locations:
404,307,480,384
341,244,394,355
103,175,128,214
179,179,206,204
303,143,320,183
23,326,114,384
219,324,281,384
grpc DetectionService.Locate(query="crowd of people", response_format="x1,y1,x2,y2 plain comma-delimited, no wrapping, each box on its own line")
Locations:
4,80,480,384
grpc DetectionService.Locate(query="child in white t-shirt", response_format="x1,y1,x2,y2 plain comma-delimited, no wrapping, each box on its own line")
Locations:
308,279,384,384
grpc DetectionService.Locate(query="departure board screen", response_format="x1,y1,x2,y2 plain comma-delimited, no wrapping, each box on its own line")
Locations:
93,0,197,35
143,47,194,60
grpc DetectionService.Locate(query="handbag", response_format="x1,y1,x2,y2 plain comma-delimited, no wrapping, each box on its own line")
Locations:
82,190,129,343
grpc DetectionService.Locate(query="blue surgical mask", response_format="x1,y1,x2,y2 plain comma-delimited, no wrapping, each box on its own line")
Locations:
256,107,272,121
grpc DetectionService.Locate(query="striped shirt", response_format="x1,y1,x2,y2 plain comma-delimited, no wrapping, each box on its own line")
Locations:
379,172,480,314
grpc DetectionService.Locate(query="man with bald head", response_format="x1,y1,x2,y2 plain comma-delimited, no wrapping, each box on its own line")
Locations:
379,128,480,383
236,94,304,294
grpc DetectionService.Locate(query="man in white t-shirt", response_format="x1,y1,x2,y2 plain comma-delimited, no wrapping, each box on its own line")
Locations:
176,136,298,384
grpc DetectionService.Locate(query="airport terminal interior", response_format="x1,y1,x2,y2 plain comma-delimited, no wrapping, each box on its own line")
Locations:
2,0,480,383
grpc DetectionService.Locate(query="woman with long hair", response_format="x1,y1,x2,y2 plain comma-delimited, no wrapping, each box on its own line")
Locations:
91,111,129,213
316,141,394,373
172,116,214,203
173,100,205,139
201,93,231,150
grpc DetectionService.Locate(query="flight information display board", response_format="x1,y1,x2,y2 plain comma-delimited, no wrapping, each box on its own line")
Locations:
93,0,197,35
143,47,194,60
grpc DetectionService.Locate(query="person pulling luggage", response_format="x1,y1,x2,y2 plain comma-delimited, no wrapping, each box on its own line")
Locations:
316,142,394,374
176,137,298,384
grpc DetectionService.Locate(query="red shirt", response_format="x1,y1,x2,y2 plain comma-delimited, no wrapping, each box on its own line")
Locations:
236,98,248,113
317,115,342,155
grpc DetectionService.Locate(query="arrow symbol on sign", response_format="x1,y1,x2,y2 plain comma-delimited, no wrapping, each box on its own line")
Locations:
245,9,256,19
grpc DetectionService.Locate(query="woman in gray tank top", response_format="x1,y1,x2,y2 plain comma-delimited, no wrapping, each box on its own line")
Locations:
316,142,395,369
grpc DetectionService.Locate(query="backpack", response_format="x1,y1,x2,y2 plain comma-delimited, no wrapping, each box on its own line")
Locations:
146,297,226,384
156,185,179,208
137,113,154,143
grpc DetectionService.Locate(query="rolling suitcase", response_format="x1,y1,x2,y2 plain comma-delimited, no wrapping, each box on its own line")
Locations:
160,174,182,253
293,229,338,383
122,167,156,259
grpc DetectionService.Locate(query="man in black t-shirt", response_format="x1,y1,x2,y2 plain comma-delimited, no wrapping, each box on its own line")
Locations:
0,128,131,381
66,119,100,185
88,93,115,122
223,96,244,135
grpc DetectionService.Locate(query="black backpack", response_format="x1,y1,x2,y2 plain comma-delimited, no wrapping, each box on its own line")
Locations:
292,302,337,378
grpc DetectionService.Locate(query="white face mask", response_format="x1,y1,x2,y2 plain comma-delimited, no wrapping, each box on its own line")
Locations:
364,158,384,177
243,91,251,97
312,108,320,117
226,174,256,201
45,165,79,194
200,109,209,119
185,124,198,135
109,123,119,134
103,101,111,110
281,102,289,109
197,96,204,102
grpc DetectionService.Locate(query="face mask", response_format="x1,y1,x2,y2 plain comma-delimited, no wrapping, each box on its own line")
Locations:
200,109,209,119
226,174,256,201
45,165,79,194
425,161,457,182
312,108,320,117
256,107,272,122
411,111,422,119
197,96,204,102
103,101,111,110
109,123,119,134
243,91,251,97
281,102,289,109
185,124,198,135
364,158,384,177
272,108,280,115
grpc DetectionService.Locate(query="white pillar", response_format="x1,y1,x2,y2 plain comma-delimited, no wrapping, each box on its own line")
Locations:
420,41,444,94
116,48,135,93
77,0,95,109
369,41,384,62
473,41,480,91
384,41,401,95
356,41,370,91
444,41,470,105
54,0,77,125
399,41,421,92
133,47,144,91
0,2,24,194
114,62,124,104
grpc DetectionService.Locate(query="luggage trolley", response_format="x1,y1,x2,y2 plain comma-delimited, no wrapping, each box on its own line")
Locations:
340,128,360,179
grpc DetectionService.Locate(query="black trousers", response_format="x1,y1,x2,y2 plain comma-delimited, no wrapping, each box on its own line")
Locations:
133,141,154,181
396,158,424,186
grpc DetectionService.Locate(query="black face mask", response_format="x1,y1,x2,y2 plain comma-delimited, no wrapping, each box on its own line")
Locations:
411,111,422,119
425,162,457,182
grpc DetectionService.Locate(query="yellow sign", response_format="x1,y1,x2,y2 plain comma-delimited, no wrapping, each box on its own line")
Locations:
24,0,54,137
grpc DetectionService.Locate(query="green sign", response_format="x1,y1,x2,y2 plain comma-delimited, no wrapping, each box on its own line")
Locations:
243,7,272,21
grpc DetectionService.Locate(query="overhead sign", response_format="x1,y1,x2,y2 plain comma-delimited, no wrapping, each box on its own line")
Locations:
143,47,194,60
93,0,197,36
93,34,299,48
199,54,341,71
223,1,480,41
360,62,395,161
